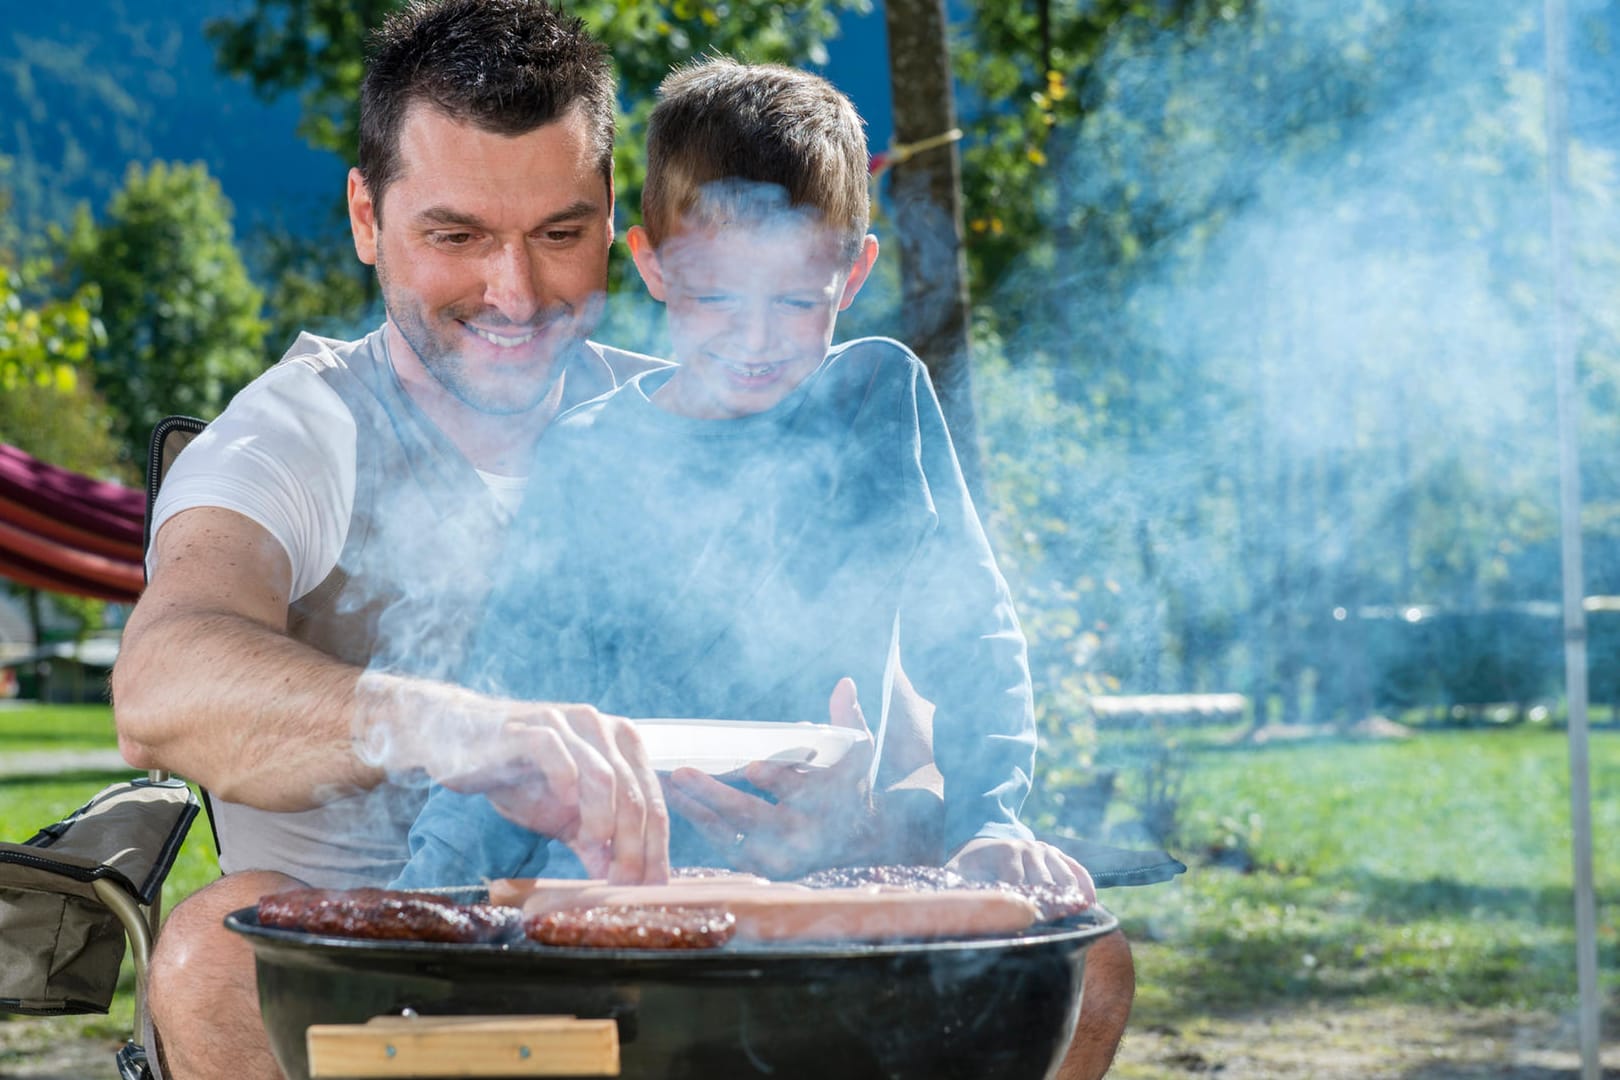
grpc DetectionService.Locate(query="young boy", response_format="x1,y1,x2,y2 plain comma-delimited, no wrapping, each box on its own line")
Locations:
393,58,1081,888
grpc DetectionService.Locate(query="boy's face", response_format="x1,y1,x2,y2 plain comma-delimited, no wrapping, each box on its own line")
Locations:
628,219,878,419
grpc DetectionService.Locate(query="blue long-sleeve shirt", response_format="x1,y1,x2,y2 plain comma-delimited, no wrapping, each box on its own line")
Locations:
393,337,1036,887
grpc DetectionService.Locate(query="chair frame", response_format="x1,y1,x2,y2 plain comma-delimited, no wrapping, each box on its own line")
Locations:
118,415,212,1079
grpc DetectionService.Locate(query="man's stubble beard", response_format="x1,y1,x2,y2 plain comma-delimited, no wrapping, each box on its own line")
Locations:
375,246,591,417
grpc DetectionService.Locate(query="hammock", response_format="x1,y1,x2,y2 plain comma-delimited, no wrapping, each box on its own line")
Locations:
0,444,144,603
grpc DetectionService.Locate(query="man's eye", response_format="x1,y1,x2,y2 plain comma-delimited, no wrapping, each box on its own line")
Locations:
540,229,582,244
431,232,477,247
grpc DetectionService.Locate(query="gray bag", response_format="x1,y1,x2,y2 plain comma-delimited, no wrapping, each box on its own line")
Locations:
0,778,197,1015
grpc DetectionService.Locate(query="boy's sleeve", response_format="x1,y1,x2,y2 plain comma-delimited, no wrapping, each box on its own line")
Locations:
391,785,551,889
895,360,1038,854
408,446,595,888
463,444,599,704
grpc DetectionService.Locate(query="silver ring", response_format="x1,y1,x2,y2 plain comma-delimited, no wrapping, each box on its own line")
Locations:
731,831,746,850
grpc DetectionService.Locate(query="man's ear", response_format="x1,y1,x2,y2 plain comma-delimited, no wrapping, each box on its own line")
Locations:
348,168,379,267
837,234,880,311
626,225,667,302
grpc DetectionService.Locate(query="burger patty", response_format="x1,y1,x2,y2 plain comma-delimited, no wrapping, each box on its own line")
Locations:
524,905,738,949
796,865,1093,922
797,865,967,891
257,887,522,944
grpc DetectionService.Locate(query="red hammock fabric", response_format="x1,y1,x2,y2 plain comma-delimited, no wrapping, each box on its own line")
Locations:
0,443,145,603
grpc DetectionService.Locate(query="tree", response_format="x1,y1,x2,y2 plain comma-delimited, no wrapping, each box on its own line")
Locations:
207,1,874,347
973,0,1618,735
0,172,103,405
207,0,871,222
1,171,124,646
883,0,982,495
62,161,266,473
951,0,1254,310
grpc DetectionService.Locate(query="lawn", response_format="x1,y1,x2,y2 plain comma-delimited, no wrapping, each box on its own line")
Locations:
1,704,1614,1071
1103,722,1619,1024
1,703,221,1047
0,703,120,753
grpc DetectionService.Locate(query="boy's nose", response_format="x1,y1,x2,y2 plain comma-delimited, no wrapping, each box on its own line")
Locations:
732,303,773,353
483,244,542,324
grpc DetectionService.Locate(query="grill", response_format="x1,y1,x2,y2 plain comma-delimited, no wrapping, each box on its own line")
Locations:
226,894,1117,1080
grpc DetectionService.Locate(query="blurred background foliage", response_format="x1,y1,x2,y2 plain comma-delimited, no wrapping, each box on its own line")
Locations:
2,0,1620,844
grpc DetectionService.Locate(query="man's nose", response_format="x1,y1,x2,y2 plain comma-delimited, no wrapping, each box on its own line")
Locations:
483,243,542,323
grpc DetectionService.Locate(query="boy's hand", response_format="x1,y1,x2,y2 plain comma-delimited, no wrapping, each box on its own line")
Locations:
666,677,879,878
947,838,1097,902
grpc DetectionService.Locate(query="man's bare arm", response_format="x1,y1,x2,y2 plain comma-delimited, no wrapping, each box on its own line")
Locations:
112,506,671,881
112,506,378,808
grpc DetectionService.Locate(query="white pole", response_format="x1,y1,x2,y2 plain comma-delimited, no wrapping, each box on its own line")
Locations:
1541,1,1602,1076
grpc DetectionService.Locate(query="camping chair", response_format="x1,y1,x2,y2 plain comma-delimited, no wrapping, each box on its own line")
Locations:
0,416,210,1080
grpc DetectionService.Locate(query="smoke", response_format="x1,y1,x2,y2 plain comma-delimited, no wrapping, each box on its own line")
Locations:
978,0,1620,730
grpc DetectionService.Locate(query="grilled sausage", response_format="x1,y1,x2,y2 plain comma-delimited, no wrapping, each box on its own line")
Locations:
524,905,737,949
486,871,771,909
516,881,1040,942
257,887,522,944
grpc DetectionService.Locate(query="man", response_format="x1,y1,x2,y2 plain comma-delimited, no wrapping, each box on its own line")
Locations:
113,3,671,1075
112,3,1133,1078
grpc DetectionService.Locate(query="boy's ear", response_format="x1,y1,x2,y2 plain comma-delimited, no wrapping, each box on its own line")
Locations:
348,168,379,267
626,225,666,302
837,234,880,312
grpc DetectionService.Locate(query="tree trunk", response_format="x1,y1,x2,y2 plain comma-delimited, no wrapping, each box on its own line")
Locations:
882,0,985,500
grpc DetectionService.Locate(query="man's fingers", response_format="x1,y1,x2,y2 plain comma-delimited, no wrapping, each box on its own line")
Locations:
561,706,667,885
612,719,670,883
553,722,619,857
422,701,671,883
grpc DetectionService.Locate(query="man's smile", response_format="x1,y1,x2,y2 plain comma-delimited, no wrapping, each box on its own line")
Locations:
465,323,543,348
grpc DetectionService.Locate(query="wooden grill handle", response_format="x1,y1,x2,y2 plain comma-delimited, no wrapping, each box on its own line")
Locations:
306,1014,619,1077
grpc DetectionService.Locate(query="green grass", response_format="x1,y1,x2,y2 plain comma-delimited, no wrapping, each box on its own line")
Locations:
0,703,120,753
1,705,220,1042
1106,725,1620,1021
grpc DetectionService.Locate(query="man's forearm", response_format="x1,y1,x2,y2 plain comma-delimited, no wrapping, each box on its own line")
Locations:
113,606,381,809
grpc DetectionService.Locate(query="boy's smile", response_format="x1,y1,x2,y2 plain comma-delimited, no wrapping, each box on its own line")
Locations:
629,220,878,420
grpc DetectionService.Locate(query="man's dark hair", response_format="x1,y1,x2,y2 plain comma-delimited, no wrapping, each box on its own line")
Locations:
358,0,615,220
641,57,871,263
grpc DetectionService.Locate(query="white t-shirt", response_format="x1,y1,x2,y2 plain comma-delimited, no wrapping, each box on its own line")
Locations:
150,361,527,600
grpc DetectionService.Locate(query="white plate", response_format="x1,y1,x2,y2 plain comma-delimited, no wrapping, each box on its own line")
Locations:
632,719,864,775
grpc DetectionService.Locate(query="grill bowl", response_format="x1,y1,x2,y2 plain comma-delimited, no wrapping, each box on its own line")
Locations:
226,895,1117,1080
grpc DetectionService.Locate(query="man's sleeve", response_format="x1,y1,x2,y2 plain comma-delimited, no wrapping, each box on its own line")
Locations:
896,360,1038,853
147,363,357,601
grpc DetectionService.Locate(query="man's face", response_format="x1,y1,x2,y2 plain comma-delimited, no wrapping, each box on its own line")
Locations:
348,103,613,417
630,220,878,420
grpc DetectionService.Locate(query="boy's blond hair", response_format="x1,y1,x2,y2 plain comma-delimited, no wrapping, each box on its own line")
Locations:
640,57,871,263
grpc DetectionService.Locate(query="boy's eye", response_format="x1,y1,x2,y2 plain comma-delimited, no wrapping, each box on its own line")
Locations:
778,298,819,312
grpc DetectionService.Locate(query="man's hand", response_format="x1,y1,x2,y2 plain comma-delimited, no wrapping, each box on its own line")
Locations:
665,677,877,878
356,675,669,884
947,838,1097,903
